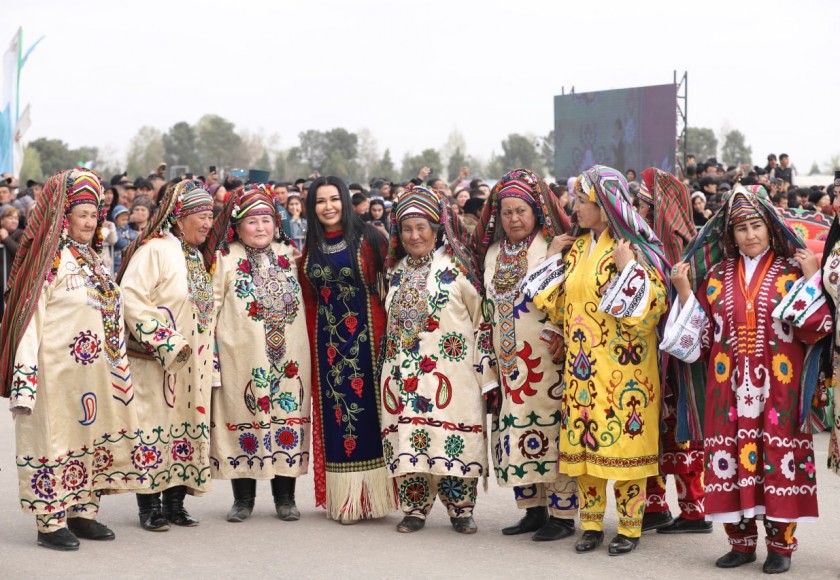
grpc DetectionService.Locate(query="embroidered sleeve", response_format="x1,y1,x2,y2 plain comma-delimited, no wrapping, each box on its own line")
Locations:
659,294,708,363
598,260,651,319
211,250,230,387
462,277,498,394
532,262,567,329
121,243,191,372
9,283,49,413
773,271,829,328
522,255,565,301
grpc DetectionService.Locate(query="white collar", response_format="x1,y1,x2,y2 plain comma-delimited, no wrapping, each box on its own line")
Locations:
739,247,771,284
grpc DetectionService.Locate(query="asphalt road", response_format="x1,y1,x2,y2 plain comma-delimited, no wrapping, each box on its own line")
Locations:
0,413,838,579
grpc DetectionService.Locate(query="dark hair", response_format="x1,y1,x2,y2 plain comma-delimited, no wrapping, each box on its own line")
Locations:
463,197,485,216
808,190,828,205
351,192,370,207
304,176,386,282
780,153,789,160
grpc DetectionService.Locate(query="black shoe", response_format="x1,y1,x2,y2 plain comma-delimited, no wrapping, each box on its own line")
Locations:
37,528,80,551
227,479,256,523
715,551,757,568
451,516,477,534
162,485,199,527
763,552,791,574
396,516,425,533
502,506,548,535
575,530,604,553
641,509,674,532
532,516,575,541
608,534,640,555
657,516,713,534
271,476,300,521
67,518,115,541
137,493,170,532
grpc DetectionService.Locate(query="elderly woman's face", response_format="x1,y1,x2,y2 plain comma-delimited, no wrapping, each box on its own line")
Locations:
176,210,214,246
500,197,536,244
400,217,436,259
237,214,275,249
733,218,769,258
67,204,99,245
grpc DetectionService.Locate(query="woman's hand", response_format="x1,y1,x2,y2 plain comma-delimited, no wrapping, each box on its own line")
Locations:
548,234,575,257
547,333,565,364
671,262,693,306
612,239,636,270
794,247,819,279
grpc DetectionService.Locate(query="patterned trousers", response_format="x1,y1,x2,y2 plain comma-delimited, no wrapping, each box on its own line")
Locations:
514,473,579,519
724,518,798,556
36,493,101,532
397,474,477,519
579,474,646,538
645,471,705,520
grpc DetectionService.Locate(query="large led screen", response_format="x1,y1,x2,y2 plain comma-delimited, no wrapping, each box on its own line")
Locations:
554,84,677,180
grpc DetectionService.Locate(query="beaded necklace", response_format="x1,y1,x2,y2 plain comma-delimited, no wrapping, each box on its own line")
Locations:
181,240,213,334
244,243,299,366
390,251,433,351
66,238,122,367
492,231,537,376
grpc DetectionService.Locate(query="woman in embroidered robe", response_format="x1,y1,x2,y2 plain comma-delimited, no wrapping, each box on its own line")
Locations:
472,168,579,542
636,168,710,534
661,185,831,574
300,175,397,523
381,185,496,534
211,184,311,522
530,165,669,555
119,180,219,532
0,169,146,551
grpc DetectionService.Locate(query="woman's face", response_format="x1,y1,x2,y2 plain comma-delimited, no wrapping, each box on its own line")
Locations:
399,217,436,259
176,210,214,246
132,205,149,224
1,212,20,231
455,190,470,208
500,197,536,244
104,188,114,206
733,217,770,258
370,204,384,220
558,191,569,207
67,204,98,244
816,194,830,210
287,198,302,218
833,192,840,215
314,185,342,232
693,196,706,212
237,214,275,249
573,196,604,231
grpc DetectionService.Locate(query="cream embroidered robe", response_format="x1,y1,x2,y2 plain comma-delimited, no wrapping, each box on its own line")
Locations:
211,241,311,479
121,233,215,494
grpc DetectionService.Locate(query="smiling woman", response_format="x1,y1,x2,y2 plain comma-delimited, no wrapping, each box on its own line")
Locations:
300,175,396,524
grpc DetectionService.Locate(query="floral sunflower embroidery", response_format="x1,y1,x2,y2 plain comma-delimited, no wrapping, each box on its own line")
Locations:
705,278,722,304
775,273,799,296
444,434,465,458
780,451,796,481
713,352,731,383
772,353,793,385
410,429,430,453
440,332,467,362
739,442,758,473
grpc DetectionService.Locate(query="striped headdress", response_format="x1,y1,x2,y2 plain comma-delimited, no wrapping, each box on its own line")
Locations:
393,185,441,225
641,167,696,266
577,165,671,286
0,168,106,397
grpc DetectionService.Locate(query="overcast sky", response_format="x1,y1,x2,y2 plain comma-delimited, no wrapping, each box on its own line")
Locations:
4,0,839,175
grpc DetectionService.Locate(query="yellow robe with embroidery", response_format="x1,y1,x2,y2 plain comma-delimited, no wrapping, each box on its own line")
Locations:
121,234,215,494
11,247,147,524
211,241,311,479
534,231,666,480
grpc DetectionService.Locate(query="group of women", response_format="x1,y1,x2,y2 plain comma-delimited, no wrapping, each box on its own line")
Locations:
1,165,838,576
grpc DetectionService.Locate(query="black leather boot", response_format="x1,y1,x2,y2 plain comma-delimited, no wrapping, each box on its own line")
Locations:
227,479,257,523
162,485,199,527
502,506,549,535
271,476,300,521
67,517,116,540
136,492,170,532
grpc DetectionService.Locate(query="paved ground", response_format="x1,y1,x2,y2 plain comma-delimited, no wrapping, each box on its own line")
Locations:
0,413,838,578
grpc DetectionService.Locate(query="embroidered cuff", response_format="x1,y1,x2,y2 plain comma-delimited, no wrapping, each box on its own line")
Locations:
598,260,650,318
772,271,827,327
522,255,565,300
659,294,707,363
